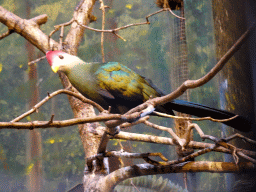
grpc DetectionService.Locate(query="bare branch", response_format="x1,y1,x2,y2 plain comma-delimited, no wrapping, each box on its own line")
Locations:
143,120,184,147
168,9,185,20
74,19,146,41
11,89,105,122
237,151,256,164
30,14,48,26
87,151,168,163
145,146,216,166
99,0,108,63
153,111,238,123
186,122,256,164
0,14,47,41
49,19,74,39
112,131,175,145
110,131,256,159
102,161,256,191
74,7,186,41
75,0,86,11
59,25,65,50
1,114,121,130
0,6,58,53
223,133,256,145
28,56,46,65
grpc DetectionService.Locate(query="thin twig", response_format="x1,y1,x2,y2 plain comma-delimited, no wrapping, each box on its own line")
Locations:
185,122,243,163
99,0,107,63
2,114,121,130
75,19,148,32
48,7,184,44
143,120,185,148
11,89,104,122
143,146,216,166
87,151,169,162
237,151,256,164
168,9,185,20
153,111,238,123
130,179,140,192
59,25,64,50
49,19,74,39
28,56,46,65
223,133,256,145
185,122,256,164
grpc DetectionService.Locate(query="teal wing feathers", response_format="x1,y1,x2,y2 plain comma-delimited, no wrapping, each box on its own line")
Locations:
95,62,161,101
68,61,173,114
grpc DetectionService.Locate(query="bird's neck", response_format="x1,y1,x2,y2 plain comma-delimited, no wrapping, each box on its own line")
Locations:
61,59,88,75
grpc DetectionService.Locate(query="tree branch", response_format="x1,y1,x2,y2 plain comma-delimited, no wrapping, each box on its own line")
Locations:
11,89,104,122
153,111,238,123
101,161,255,191
98,131,256,158
49,7,184,42
1,114,121,130
0,29,13,40
0,6,58,52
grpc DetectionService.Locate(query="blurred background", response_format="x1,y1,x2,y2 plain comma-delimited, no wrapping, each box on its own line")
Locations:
0,0,256,191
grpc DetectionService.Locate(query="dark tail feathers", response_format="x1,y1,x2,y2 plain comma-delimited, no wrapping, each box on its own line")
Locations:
156,99,252,132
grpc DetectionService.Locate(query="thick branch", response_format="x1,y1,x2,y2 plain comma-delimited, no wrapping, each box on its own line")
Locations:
30,14,48,26
0,29,13,40
100,161,255,191
0,6,58,52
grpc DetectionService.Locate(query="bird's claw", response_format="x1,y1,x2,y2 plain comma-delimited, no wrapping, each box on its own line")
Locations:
121,105,155,123
140,105,155,118
107,126,120,136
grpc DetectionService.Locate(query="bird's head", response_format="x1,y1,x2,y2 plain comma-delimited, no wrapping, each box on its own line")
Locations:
46,51,83,73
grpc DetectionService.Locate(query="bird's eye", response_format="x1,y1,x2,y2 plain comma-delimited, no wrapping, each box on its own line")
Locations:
59,55,64,59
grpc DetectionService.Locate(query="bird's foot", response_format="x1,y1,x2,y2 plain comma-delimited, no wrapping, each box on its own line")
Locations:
106,126,120,136
121,105,155,123
140,105,155,118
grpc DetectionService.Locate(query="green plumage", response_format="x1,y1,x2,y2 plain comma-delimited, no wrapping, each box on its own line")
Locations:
66,61,166,114
46,51,253,132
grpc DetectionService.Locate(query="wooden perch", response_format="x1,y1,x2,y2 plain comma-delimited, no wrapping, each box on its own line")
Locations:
99,161,255,191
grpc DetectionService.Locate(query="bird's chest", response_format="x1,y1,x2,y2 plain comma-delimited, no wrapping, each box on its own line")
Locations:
67,71,103,102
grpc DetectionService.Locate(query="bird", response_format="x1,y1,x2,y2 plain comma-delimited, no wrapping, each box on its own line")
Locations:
46,50,252,132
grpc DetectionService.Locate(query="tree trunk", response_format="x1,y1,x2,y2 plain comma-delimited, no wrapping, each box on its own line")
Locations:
25,2,43,191
212,0,256,191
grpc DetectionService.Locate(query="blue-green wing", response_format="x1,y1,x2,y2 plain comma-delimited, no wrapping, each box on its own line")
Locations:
95,62,161,101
